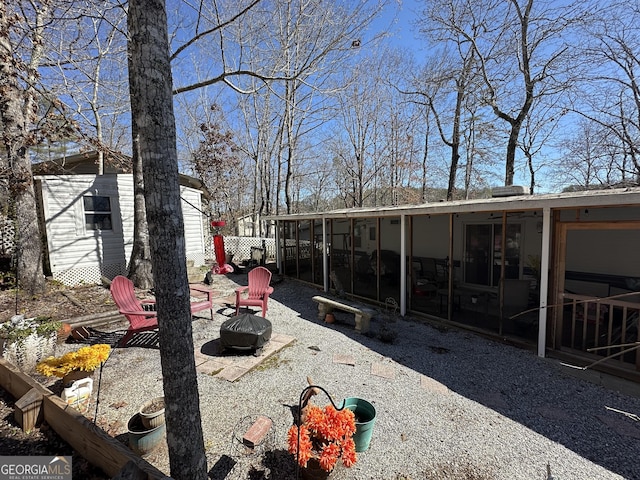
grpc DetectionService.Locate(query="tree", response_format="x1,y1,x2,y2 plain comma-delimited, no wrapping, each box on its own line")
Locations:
518,96,564,193
408,51,478,200
127,0,206,478
236,88,279,236
431,0,585,186
270,0,384,214
378,101,422,206
329,58,385,208
577,2,640,185
220,0,388,216
47,2,130,171
0,1,50,295
44,2,144,284
2,1,136,292
127,120,153,287
125,0,385,284
555,118,618,190
192,104,247,227
412,0,486,200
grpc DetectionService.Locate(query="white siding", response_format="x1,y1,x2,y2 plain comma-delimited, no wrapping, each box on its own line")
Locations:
38,174,205,286
181,185,205,266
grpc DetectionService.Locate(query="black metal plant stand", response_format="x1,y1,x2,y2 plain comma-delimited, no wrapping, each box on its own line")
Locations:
294,385,346,480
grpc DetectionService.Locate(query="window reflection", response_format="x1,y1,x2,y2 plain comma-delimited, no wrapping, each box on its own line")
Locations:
465,223,521,286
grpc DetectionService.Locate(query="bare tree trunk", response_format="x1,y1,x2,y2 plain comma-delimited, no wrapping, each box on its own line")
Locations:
428,89,462,201
447,131,460,200
0,1,46,296
284,80,295,214
127,1,207,479
127,126,153,288
422,115,430,202
463,107,477,199
275,115,285,216
527,150,535,194
504,120,522,186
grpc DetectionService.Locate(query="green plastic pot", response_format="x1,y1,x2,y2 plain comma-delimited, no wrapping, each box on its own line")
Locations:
341,397,376,452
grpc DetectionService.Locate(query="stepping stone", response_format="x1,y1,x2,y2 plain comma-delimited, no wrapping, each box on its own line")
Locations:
371,362,395,379
596,415,640,439
420,375,449,395
270,333,293,346
536,406,572,421
216,366,247,382
193,334,295,382
196,361,226,375
333,354,356,366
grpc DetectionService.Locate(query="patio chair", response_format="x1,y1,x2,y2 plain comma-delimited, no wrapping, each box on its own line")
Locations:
420,257,447,288
235,266,274,317
111,275,214,346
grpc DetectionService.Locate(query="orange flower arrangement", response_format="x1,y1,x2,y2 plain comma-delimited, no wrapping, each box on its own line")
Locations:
287,402,357,472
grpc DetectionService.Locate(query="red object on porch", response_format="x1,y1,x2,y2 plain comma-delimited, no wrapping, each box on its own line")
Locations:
214,234,226,266
211,220,233,274
212,235,233,274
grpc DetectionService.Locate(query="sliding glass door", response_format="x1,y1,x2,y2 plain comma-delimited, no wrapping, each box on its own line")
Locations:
464,223,521,286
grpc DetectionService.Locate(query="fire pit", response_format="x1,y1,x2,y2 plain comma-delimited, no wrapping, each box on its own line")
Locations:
220,313,272,351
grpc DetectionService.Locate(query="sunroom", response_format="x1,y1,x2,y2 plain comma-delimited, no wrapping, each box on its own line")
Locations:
269,187,640,382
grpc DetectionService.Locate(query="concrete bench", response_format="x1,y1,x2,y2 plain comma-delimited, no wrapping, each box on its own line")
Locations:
311,296,376,333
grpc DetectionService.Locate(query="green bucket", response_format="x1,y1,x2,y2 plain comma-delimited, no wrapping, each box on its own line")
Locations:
341,397,376,452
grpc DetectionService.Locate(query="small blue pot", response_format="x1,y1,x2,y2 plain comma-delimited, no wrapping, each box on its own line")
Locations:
127,412,166,456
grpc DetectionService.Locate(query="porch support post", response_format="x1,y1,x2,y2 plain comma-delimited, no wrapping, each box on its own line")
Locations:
499,211,507,336
400,214,407,316
448,214,454,322
537,207,552,357
275,220,282,274
322,217,329,292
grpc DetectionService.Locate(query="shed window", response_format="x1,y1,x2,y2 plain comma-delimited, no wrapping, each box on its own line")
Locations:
83,196,112,230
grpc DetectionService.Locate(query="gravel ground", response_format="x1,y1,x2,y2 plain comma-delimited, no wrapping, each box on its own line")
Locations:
37,274,640,479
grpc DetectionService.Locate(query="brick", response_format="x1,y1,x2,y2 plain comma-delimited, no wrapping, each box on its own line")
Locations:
242,416,272,448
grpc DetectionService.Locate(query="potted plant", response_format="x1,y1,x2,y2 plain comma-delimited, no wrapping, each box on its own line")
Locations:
35,344,110,414
287,396,357,478
0,315,61,371
127,411,166,456
36,343,111,385
139,397,165,429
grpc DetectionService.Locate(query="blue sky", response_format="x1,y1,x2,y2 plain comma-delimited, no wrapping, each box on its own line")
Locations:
370,0,422,49
366,0,561,192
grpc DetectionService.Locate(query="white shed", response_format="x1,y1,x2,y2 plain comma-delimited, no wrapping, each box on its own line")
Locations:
35,173,207,286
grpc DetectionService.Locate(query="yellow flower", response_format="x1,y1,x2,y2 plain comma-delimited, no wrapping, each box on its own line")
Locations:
36,344,111,378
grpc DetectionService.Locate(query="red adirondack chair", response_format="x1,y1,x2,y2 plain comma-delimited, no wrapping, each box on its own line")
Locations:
235,266,274,317
111,276,214,346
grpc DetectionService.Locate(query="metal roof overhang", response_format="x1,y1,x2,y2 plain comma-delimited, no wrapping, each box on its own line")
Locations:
265,187,640,221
